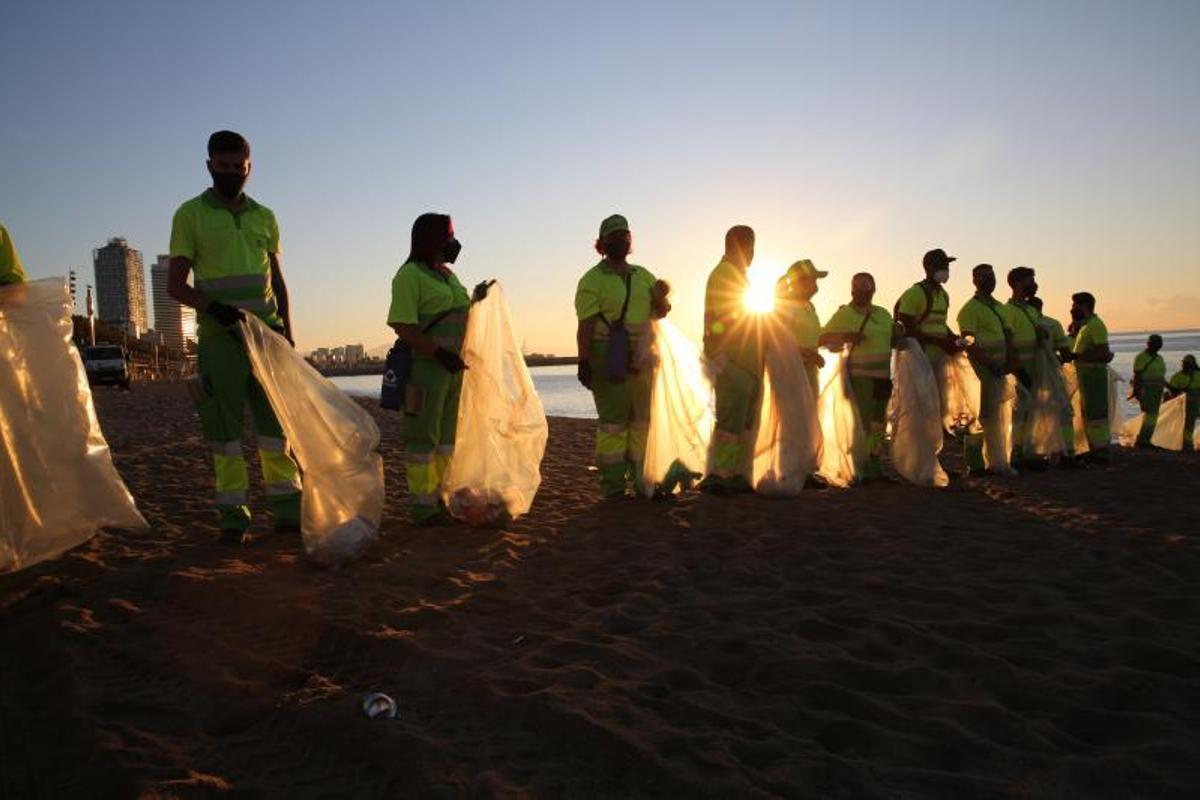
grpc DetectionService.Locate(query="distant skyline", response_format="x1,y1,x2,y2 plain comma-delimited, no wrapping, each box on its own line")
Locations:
3,0,1198,353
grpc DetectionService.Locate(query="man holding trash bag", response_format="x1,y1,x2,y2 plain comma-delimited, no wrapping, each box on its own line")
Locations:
387,213,495,524
1070,291,1115,458
574,214,671,498
1166,355,1200,452
1029,295,1077,459
0,223,27,286
1005,267,1043,467
167,130,302,544
1131,335,1167,448
956,264,1015,474
698,225,763,494
895,248,961,377
819,272,897,481
776,258,828,399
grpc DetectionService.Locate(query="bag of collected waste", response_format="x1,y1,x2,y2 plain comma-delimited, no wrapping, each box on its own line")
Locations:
1021,339,1072,457
1065,364,1124,454
240,317,384,566
948,351,1015,472
749,323,822,496
440,283,548,524
639,319,712,497
816,353,866,487
1,278,147,573
1119,393,1195,450
889,338,949,487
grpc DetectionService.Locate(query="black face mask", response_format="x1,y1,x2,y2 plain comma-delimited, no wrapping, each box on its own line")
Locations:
442,237,462,264
209,168,247,200
605,240,632,260
1029,281,1039,297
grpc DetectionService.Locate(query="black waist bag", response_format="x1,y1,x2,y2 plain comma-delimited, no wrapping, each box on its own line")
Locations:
603,269,635,383
380,309,454,410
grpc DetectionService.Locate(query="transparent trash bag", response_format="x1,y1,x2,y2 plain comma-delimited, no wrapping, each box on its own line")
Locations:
639,319,712,498
240,317,384,566
1065,364,1124,454
1119,394,1197,450
816,353,866,487
946,352,1015,472
748,325,822,496
441,283,547,524
1022,341,1072,457
1,278,147,573
888,339,949,487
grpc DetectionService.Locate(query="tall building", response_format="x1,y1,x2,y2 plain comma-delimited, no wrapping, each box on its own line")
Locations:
93,237,148,336
151,255,196,352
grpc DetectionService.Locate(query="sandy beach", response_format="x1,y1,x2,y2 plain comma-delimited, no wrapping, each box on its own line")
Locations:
2,382,1199,798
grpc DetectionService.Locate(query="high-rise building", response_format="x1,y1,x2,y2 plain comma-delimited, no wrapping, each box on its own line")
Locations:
344,344,365,363
151,255,196,352
93,237,148,337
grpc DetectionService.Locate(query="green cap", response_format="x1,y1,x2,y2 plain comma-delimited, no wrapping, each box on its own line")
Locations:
786,259,828,280
599,214,630,240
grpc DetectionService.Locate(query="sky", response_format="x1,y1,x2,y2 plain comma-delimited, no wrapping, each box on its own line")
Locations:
2,0,1198,353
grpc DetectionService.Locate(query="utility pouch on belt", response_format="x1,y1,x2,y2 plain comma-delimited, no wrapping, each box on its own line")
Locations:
602,269,635,383
404,382,426,416
380,310,454,411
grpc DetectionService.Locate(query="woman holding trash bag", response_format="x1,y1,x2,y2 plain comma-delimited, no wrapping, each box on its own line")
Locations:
575,214,672,498
386,213,493,524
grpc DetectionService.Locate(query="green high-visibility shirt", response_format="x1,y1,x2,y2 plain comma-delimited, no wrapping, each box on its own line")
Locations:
169,189,283,334
896,281,951,362
956,295,1010,363
574,260,657,340
822,303,894,379
1005,300,1041,370
1072,315,1109,358
704,259,761,370
0,223,27,285
387,260,471,349
1133,352,1166,384
778,297,821,349
1041,315,1071,351
1168,370,1200,393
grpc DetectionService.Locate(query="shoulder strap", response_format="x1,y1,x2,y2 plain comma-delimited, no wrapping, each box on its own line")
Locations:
847,306,873,355
421,309,455,334
599,267,636,328
894,282,937,326
982,300,1012,343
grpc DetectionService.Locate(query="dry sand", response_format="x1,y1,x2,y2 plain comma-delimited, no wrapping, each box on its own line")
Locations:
2,382,1199,798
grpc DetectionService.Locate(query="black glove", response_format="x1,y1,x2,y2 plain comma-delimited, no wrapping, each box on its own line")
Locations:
433,347,467,374
577,359,593,390
473,280,496,303
206,302,245,327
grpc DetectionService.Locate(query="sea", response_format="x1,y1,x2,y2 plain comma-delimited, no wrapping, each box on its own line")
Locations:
332,330,1200,421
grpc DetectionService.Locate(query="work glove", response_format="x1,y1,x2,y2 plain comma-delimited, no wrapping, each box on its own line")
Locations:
270,324,295,347
800,349,825,368
577,359,593,390
433,347,467,374
207,302,245,327
472,280,496,303
938,335,961,354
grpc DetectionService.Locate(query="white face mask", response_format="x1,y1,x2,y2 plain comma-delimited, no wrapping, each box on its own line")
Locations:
933,269,950,284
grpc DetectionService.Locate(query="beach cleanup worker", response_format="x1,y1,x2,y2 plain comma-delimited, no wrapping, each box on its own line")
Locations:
955,264,1014,474
698,225,763,494
895,248,961,377
168,131,302,544
1166,355,1200,452
1005,267,1043,467
388,213,492,523
819,272,897,480
574,214,671,498
1069,291,1114,458
1029,295,1077,458
776,258,827,398
1131,335,1167,447
0,223,27,285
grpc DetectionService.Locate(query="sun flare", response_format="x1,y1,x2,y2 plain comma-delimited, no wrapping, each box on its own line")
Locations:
743,263,780,314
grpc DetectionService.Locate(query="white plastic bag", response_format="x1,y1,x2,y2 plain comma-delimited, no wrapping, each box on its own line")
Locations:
889,339,949,487
1119,394,1198,450
441,283,547,524
816,354,866,487
639,319,712,497
944,352,1014,472
749,325,822,496
1,278,147,573
1022,342,1072,457
240,317,384,566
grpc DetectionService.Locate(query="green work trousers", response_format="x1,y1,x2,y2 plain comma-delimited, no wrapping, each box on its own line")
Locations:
1136,382,1164,445
402,354,463,521
850,375,891,479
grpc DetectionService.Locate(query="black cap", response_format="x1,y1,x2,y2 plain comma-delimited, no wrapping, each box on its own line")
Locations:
923,248,956,270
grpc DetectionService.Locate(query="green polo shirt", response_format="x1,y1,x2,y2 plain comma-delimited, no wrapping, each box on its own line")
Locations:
778,297,821,350
1072,315,1109,362
387,260,471,350
169,189,283,335
574,260,657,341
956,295,1010,364
703,258,761,370
822,303,894,380
0,223,27,285
1133,352,1166,385
897,281,951,363
1005,299,1041,371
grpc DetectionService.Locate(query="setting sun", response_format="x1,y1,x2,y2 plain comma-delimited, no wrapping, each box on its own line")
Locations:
743,263,781,314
